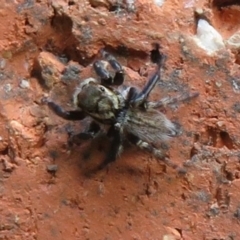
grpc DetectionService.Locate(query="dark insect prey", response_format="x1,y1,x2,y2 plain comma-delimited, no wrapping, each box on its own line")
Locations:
44,44,198,172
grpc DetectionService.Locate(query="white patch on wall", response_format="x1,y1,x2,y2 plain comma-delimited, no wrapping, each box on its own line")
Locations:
153,0,165,7
193,19,225,55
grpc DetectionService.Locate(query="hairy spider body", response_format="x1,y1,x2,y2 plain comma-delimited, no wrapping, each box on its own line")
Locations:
72,78,125,123
45,44,198,172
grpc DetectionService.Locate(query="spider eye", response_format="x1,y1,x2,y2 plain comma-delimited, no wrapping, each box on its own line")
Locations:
99,86,105,92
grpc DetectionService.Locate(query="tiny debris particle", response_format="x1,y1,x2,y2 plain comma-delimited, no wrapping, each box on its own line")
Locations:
163,234,177,240
208,203,220,217
234,208,240,219
165,227,181,239
182,46,189,53
233,102,240,113
0,58,6,69
227,30,240,49
98,18,106,26
3,83,12,93
216,121,225,128
195,7,203,15
179,37,185,43
126,0,135,11
20,79,30,89
61,62,81,81
215,81,222,88
97,183,105,196
46,164,58,173
2,51,12,59
1,155,15,172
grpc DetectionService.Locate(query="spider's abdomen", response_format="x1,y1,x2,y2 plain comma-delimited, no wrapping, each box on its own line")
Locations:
124,108,179,145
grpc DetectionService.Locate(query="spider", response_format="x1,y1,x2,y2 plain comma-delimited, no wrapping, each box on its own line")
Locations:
43,44,198,173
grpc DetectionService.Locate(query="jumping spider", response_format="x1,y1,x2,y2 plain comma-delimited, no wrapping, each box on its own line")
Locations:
44,44,198,172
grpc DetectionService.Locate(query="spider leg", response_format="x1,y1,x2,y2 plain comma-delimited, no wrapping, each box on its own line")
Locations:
130,67,160,107
126,87,139,104
130,57,167,107
130,44,167,107
68,121,101,146
101,49,124,85
93,60,112,85
98,126,123,169
44,99,86,120
93,50,124,86
127,133,186,174
146,91,199,109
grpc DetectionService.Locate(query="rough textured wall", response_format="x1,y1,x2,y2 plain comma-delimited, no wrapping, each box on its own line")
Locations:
0,0,240,239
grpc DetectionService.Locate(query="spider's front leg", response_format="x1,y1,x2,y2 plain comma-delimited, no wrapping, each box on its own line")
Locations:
93,49,124,86
42,98,86,120
126,133,186,174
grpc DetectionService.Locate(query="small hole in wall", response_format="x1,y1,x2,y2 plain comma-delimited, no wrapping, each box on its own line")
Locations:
234,51,240,65
109,5,120,12
68,0,75,6
190,147,198,158
207,127,218,147
220,131,234,149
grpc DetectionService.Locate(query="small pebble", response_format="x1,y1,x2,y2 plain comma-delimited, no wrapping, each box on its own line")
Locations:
154,0,165,7
3,84,12,93
0,58,6,69
195,8,203,15
215,81,222,88
98,18,106,26
20,79,30,89
46,164,58,173
227,30,240,49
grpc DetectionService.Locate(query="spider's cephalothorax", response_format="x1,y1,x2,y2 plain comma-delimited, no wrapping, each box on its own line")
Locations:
72,77,125,124
45,44,198,173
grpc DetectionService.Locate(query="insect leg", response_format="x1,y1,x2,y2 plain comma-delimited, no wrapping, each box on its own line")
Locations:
127,133,186,174
68,121,101,146
98,127,123,169
146,91,199,109
44,99,86,120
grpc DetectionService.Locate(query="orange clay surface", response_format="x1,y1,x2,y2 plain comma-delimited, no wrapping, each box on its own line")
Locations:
1,0,240,239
